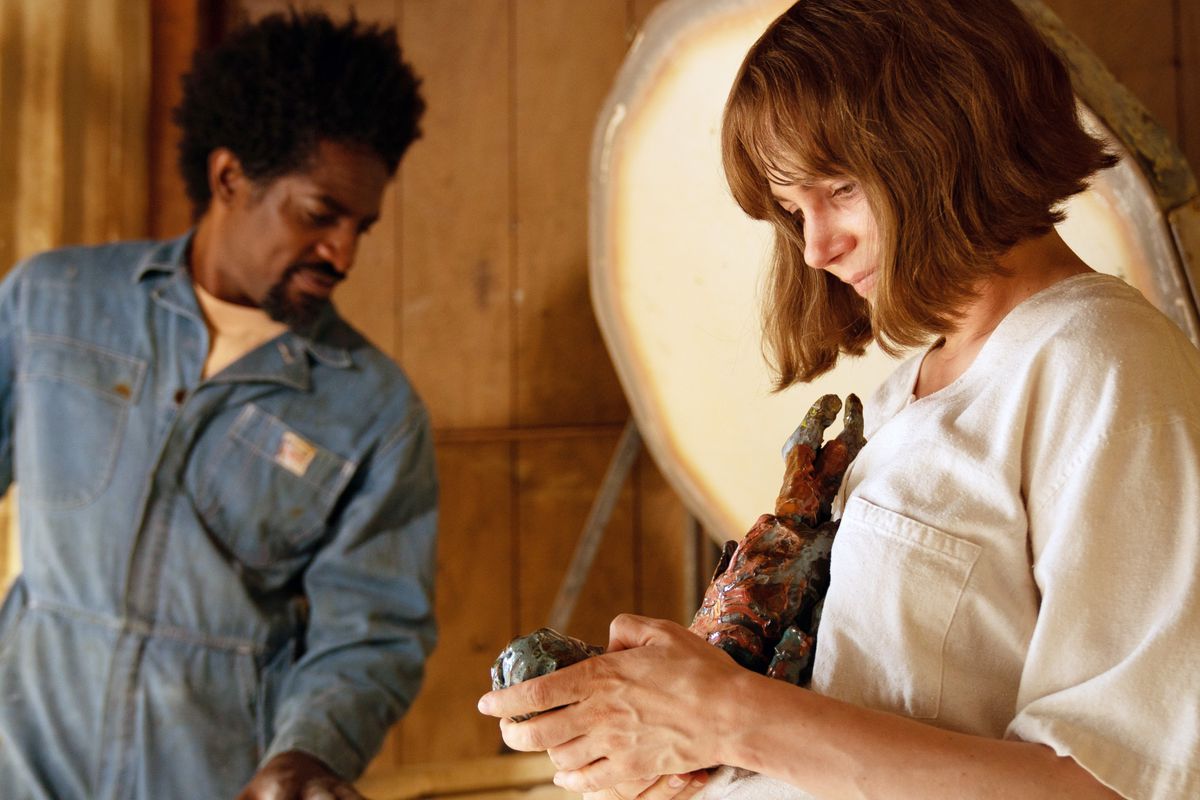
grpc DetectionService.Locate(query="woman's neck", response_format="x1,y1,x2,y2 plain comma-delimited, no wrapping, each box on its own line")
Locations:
913,229,1093,399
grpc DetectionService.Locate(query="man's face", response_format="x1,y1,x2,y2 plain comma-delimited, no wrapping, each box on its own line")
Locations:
213,139,391,331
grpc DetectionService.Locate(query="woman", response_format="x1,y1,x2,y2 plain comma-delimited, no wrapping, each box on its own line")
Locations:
479,1,1200,797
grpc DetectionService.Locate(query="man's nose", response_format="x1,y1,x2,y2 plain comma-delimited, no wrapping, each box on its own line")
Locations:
316,223,359,275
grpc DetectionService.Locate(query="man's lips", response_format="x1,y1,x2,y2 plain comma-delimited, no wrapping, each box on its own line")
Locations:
291,265,342,297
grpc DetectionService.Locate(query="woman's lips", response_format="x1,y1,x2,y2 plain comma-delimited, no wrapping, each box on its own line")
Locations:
847,270,876,294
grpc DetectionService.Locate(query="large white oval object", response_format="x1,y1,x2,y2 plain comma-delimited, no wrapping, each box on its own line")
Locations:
590,0,1200,543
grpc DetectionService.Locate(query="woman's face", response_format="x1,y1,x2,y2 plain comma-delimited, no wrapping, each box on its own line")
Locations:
769,174,881,299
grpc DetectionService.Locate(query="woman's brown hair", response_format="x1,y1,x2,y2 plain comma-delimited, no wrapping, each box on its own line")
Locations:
722,0,1118,387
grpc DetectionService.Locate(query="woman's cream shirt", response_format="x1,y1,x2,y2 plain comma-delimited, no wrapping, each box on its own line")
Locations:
712,273,1200,799
700,272,1200,796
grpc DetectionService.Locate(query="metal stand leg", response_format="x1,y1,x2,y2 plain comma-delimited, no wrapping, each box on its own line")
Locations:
546,419,642,633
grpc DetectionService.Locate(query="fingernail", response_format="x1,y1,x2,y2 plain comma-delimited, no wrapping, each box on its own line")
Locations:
552,772,565,787
477,695,492,714
668,775,687,788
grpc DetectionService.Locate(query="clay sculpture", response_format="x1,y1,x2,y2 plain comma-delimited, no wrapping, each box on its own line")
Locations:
490,394,866,698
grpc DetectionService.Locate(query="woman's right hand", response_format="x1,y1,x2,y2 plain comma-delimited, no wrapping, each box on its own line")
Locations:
480,614,743,792
584,770,710,800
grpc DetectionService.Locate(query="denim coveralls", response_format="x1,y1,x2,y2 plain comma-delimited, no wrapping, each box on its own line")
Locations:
0,236,439,799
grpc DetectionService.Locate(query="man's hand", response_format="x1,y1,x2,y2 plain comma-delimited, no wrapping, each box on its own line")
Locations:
235,750,366,800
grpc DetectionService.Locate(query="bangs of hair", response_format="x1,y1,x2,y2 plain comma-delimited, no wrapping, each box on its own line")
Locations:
721,0,1118,388
723,28,860,221
721,13,879,387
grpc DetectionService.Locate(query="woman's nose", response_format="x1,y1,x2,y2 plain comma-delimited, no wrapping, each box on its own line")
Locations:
803,215,850,270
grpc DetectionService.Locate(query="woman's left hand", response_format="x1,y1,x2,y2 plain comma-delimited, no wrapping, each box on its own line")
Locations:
584,770,711,800
477,614,745,793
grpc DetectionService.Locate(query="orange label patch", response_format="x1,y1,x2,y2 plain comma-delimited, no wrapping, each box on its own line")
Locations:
276,431,317,477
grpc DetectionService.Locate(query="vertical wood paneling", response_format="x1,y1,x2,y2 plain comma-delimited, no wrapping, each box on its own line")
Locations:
240,0,326,18
341,182,401,357
60,6,87,244
517,436,636,647
513,0,630,427
149,0,201,238
1180,0,1200,171
635,454,690,624
16,0,67,257
0,3,24,272
8,0,149,258
400,0,513,428
81,1,151,246
377,441,516,766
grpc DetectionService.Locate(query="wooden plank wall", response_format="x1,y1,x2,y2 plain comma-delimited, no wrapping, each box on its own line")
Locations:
145,0,1200,773
0,0,149,265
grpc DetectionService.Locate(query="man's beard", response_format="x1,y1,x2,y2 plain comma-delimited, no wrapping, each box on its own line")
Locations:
261,262,342,334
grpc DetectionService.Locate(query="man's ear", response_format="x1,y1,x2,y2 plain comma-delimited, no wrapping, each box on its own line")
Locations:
207,147,246,207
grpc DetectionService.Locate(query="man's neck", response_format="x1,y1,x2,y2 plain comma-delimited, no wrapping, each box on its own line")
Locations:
188,215,246,304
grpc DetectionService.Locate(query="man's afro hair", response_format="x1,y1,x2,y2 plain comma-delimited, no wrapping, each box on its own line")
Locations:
173,10,424,216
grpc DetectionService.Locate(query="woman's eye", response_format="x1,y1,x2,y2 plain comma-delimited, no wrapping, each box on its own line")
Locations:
306,210,337,227
832,183,856,198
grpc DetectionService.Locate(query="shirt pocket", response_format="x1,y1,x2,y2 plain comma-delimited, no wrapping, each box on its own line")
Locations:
194,404,356,569
16,334,146,508
812,497,981,720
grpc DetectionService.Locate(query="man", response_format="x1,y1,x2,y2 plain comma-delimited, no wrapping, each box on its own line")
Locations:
0,11,437,799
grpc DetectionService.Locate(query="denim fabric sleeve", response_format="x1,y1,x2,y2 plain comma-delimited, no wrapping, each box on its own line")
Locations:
262,402,438,779
0,264,25,490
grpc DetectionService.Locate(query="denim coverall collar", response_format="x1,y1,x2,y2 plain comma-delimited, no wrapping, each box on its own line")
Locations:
132,232,355,389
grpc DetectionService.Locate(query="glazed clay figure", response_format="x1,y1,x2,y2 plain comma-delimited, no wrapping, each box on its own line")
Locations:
489,628,604,720
491,394,866,695
691,393,864,682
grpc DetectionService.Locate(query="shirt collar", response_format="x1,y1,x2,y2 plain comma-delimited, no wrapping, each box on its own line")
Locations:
136,230,354,370
133,232,192,283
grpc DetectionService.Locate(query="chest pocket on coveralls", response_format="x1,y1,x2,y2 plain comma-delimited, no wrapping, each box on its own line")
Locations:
16,334,146,509
812,497,981,720
194,404,356,568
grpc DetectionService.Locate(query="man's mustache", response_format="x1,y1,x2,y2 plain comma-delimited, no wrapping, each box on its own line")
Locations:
288,261,344,284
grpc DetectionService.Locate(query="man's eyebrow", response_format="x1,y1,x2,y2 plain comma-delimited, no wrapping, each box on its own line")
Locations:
315,194,351,215
316,193,379,226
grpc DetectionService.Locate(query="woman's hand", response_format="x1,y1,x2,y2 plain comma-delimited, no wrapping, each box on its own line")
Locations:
478,614,744,793
583,770,711,800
